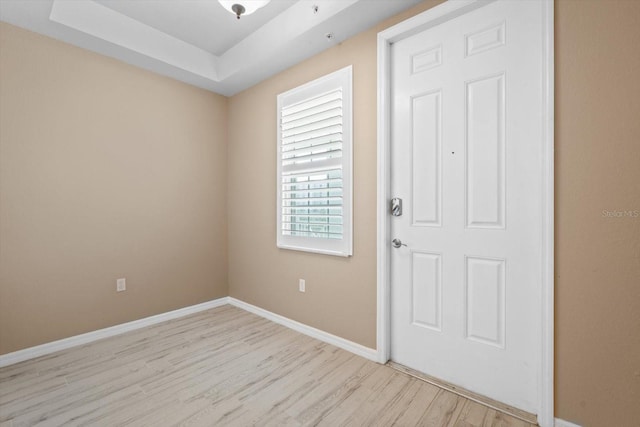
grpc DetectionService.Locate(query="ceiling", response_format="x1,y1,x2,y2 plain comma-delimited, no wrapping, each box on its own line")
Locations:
0,0,423,96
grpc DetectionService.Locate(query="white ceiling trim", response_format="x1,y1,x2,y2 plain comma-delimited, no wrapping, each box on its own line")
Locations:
1,0,423,96
50,0,219,81
217,0,358,80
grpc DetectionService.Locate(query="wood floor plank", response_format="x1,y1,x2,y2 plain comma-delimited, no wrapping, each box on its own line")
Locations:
318,367,409,426
0,367,39,385
7,362,156,425
28,385,144,427
417,390,466,426
383,378,442,426
0,306,538,427
453,400,492,427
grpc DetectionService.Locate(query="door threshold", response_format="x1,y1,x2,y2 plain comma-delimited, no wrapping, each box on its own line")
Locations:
386,361,538,425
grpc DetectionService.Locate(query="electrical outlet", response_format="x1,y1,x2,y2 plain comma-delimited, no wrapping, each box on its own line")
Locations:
116,278,126,292
299,279,305,293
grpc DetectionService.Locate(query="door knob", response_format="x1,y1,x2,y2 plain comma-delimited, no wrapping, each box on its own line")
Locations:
392,238,407,248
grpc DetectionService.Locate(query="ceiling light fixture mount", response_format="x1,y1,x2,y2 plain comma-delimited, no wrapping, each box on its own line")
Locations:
218,1,270,20
231,4,245,19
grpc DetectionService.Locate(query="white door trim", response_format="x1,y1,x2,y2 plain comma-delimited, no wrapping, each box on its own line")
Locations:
376,1,554,426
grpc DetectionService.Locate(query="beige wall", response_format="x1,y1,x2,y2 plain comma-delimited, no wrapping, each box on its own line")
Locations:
555,1,640,425
228,0,640,425
0,23,229,354
228,1,446,350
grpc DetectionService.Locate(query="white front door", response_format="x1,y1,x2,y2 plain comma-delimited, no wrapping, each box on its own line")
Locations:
390,0,545,413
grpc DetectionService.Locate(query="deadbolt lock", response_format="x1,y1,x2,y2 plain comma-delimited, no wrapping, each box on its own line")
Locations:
391,198,403,216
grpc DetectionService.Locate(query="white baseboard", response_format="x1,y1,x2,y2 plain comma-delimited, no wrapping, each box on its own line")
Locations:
1,296,378,368
555,418,582,427
0,297,230,368
228,297,378,362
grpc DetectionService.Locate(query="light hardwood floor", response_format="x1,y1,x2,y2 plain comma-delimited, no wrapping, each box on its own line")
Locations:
0,306,537,426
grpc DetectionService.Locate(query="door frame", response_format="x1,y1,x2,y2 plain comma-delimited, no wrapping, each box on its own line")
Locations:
375,0,554,425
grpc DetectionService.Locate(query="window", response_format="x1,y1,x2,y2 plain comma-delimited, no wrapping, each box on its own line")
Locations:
276,66,352,257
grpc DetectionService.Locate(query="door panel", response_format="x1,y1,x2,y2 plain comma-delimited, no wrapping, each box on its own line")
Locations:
411,251,442,331
465,72,505,229
465,256,505,348
411,90,442,227
390,0,544,413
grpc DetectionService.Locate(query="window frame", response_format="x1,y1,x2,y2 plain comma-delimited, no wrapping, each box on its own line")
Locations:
276,65,353,257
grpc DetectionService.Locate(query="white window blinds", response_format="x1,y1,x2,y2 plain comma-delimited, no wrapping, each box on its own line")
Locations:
277,66,352,256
